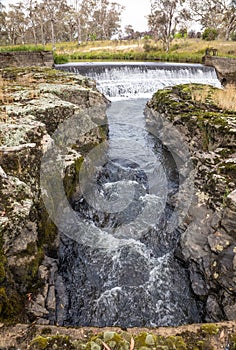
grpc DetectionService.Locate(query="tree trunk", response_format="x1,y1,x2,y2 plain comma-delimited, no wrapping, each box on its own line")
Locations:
51,19,55,50
40,18,45,46
77,14,81,45
31,20,37,45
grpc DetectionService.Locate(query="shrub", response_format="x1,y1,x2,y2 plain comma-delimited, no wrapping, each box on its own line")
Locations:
53,53,69,64
202,28,218,41
231,32,236,41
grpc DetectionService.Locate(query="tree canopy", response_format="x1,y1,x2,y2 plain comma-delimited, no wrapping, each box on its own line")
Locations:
0,0,124,45
0,0,236,46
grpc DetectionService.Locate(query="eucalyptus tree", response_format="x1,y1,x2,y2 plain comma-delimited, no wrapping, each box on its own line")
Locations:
148,0,187,51
75,0,124,41
24,0,38,44
92,0,124,40
5,2,28,44
39,0,71,47
0,1,6,44
189,0,236,40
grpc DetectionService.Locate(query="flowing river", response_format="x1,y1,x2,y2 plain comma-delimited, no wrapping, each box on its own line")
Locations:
55,62,221,327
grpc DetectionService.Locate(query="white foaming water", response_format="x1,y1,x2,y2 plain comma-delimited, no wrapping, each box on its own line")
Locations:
57,62,221,100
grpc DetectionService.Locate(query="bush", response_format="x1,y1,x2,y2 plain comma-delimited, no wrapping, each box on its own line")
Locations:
53,53,69,64
231,32,236,41
202,28,218,41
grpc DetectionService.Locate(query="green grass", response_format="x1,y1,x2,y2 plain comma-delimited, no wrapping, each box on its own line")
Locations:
0,44,49,52
55,50,202,63
1,38,236,63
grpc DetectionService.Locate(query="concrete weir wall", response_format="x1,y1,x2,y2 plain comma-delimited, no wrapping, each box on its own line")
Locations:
0,50,54,68
203,55,236,84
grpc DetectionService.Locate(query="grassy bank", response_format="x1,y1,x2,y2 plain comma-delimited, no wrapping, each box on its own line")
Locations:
1,38,236,64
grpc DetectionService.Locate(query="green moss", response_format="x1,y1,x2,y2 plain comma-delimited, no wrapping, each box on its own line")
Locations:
134,333,157,348
156,335,187,350
201,324,219,335
64,156,84,200
0,262,6,283
30,336,48,350
230,334,236,350
86,332,129,350
0,287,23,323
30,335,78,350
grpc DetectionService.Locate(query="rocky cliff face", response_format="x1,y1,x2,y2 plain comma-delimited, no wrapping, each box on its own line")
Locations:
146,84,236,323
0,67,108,324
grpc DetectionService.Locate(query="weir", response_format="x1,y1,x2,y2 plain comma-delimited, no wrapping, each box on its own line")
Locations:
55,62,221,327
56,62,221,99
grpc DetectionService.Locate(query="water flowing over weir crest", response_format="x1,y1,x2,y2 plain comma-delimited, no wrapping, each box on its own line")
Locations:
54,62,221,327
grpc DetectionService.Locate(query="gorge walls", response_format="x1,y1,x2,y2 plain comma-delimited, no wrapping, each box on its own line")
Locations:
146,84,236,322
0,67,108,324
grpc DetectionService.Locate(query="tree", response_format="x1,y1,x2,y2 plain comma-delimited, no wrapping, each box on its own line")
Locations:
189,0,236,40
0,0,124,45
202,28,218,40
148,0,187,52
0,1,7,44
39,0,71,48
24,0,38,44
124,25,135,39
89,0,124,40
5,2,28,45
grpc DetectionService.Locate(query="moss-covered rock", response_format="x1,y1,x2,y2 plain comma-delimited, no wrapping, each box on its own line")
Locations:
1,324,233,350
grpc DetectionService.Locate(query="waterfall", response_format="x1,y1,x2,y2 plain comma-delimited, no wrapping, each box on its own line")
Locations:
56,62,221,100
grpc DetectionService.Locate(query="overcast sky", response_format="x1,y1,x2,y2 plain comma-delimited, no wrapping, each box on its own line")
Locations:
2,0,151,32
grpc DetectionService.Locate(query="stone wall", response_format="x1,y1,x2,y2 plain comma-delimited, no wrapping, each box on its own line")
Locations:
0,51,54,68
203,55,236,84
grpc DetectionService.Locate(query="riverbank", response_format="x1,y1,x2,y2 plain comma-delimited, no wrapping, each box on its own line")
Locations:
1,38,236,64
1,321,236,349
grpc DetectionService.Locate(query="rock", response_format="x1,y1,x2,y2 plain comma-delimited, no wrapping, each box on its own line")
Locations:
208,231,232,253
217,247,235,292
224,303,236,320
190,263,209,297
146,84,236,322
221,207,236,236
46,286,56,311
206,295,224,322
36,318,50,325
30,301,49,318
181,223,209,260
227,190,236,211
0,67,108,323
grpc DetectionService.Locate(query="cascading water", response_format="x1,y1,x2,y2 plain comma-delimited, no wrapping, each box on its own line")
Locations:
55,62,221,327
57,62,221,99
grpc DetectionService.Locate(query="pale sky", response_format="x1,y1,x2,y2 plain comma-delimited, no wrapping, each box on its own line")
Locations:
2,0,151,32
